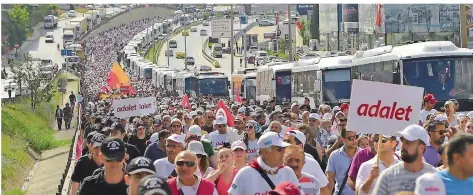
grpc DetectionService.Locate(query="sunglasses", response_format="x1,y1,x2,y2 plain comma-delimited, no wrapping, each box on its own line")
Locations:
196,154,203,158
176,160,196,167
432,130,447,135
245,126,254,129
345,135,357,141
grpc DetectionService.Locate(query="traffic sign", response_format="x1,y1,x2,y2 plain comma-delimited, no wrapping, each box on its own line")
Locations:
61,49,73,56
285,34,289,41
58,78,67,90
211,19,232,38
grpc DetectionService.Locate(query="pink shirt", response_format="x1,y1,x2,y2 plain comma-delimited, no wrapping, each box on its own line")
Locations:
216,169,238,195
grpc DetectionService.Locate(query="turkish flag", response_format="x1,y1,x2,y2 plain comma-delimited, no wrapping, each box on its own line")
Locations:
376,4,382,27
181,93,191,109
215,99,235,127
296,21,304,30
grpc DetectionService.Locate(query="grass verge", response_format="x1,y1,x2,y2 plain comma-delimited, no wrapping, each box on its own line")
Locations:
75,8,89,13
1,73,75,192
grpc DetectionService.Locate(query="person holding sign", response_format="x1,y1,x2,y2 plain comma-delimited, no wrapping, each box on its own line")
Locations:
355,135,399,195
371,125,437,195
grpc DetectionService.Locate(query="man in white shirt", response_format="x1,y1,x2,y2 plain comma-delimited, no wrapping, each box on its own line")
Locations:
153,134,185,179
420,93,438,125
208,115,240,148
284,130,330,195
228,132,303,195
231,117,245,140
284,145,320,195
356,135,399,195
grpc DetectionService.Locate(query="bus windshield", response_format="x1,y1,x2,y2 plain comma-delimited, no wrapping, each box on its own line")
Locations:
322,69,351,104
144,68,152,79
63,34,74,40
199,77,228,96
403,57,473,101
44,18,52,23
245,78,257,100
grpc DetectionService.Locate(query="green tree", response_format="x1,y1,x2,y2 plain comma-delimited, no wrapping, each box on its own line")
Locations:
203,12,209,20
5,5,30,48
9,53,54,110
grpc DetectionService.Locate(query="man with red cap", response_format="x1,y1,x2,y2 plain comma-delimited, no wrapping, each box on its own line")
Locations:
340,103,349,117
420,93,438,125
268,182,302,195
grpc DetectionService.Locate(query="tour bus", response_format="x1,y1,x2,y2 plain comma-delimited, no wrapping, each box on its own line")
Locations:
243,71,257,100
152,67,171,88
256,62,294,103
153,23,163,39
197,72,229,97
179,14,192,26
139,63,153,79
291,57,321,107
163,71,178,90
352,41,473,112
175,71,199,97
231,68,256,99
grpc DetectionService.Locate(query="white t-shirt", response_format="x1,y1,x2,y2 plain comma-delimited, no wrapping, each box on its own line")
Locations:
302,153,329,189
232,128,245,140
355,155,400,195
228,157,303,195
247,139,259,162
208,130,240,148
420,109,437,124
178,176,219,195
153,157,175,178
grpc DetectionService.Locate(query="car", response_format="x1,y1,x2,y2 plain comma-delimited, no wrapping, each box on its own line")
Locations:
258,20,274,27
185,57,195,65
165,50,173,57
222,47,231,54
176,52,185,59
283,19,296,24
200,29,207,36
190,27,197,32
203,21,209,26
45,32,54,43
169,40,177,48
67,10,76,17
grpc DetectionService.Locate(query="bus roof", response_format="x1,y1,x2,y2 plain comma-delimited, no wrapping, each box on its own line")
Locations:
318,55,353,70
352,41,473,66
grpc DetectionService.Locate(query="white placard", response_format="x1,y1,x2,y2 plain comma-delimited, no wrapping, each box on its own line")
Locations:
211,19,231,38
112,97,157,118
346,80,424,135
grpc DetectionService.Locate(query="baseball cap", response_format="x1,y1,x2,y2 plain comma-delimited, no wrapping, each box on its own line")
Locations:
231,140,247,150
188,125,202,136
467,111,473,119
397,124,430,146
101,137,126,162
308,113,320,120
166,134,185,147
149,132,159,144
340,103,349,112
333,106,341,112
286,130,306,146
269,181,301,195
91,133,106,147
424,94,438,104
87,131,98,143
215,115,227,125
137,175,171,195
154,119,162,125
257,132,291,149
187,140,206,156
322,113,332,121
291,102,299,109
127,157,156,175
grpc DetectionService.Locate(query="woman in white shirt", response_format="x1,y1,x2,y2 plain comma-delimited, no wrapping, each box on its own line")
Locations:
242,120,261,162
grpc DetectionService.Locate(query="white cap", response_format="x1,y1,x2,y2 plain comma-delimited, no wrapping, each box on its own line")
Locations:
397,124,430,146
414,172,446,195
166,134,186,147
188,125,202,136
231,140,247,150
257,132,291,149
187,140,206,156
322,113,332,121
467,111,473,119
215,115,227,125
308,113,320,120
433,114,447,122
333,106,341,111
286,130,306,146
190,111,198,117
149,132,159,143
238,106,246,113
291,102,299,108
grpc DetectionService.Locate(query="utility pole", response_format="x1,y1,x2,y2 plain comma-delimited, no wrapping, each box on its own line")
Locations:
287,4,293,61
230,5,234,74
244,33,247,68
167,39,170,67
184,7,188,70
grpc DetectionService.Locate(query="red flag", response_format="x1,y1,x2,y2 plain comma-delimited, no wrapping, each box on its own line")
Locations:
376,4,382,27
235,93,242,103
296,21,304,30
181,94,191,109
100,86,110,93
215,99,235,127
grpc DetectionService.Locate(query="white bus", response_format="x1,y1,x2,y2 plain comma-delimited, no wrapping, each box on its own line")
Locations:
352,41,473,112
256,62,294,103
243,71,257,100
291,58,321,108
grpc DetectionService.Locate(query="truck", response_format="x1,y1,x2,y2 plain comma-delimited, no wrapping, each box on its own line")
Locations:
95,8,107,24
62,25,76,47
69,17,88,37
43,15,59,29
85,10,97,28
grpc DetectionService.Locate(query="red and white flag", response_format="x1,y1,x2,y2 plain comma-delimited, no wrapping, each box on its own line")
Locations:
296,21,304,30
376,4,382,27
215,99,235,127
180,93,191,109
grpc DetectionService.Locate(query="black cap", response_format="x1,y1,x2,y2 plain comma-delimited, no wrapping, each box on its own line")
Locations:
100,137,126,162
126,157,156,175
138,175,171,195
87,131,98,143
91,133,106,148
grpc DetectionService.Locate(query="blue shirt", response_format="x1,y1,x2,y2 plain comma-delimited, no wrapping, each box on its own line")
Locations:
423,145,440,167
437,170,473,195
326,146,359,195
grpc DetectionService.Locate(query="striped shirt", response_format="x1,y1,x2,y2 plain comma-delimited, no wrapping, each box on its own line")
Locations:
299,172,320,195
371,161,437,195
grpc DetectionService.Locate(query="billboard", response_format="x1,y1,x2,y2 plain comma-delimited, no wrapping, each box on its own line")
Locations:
297,4,314,16
342,4,359,23
384,4,459,33
319,4,339,33
463,5,473,48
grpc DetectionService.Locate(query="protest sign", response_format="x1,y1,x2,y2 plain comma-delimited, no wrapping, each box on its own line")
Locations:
346,80,424,135
112,97,157,118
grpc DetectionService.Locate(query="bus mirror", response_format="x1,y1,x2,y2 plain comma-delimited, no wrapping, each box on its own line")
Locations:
314,80,321,92
316,71,322,80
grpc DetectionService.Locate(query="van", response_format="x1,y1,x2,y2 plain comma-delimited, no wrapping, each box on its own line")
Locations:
45,32,54,43
169,40,177,48
212,43,222,58
254,51,268,58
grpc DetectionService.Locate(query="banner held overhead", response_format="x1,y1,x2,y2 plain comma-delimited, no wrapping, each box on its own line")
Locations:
112,97,157,118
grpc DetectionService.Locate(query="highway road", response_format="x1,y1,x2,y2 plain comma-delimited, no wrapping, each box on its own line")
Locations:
158,17,256,77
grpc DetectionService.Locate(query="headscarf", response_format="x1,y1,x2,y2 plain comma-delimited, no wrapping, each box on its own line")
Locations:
247,120,262,134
